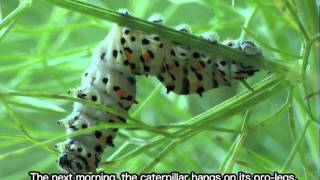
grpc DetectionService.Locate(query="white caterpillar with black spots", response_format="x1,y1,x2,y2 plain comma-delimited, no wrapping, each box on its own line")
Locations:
56,9,262,173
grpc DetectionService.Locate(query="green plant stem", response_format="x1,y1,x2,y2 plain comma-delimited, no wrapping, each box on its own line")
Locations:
0,114,241,158
43,0,293,75
133,123,243,172
288,104,314,179
140,140,179,173
0,91,133,121
251,93,290,130
0,3,2,20
0,96,58,154
218,140,237,172
0,20,15,42
5,100,65,113
0,0,32,30
241,80,254,92
300,34,319,125
281,119,311,173
0,122,174,161
222,110,250,173
304,91,320,99
0,44,94,75
302,85,318,123
0,134,27,141
301,34,319,78
106,141,131,162
0,91,240,140
283,0,310,40
0,91,180,139
159,124,241,134
235,160,271,172
292,85,318,164
0,124,107,161
239,6,257,40
131,83,162,117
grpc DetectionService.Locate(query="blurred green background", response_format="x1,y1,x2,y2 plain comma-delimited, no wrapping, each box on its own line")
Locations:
0,0,318,179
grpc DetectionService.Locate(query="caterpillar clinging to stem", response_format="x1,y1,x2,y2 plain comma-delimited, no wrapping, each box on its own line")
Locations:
56,9,262,173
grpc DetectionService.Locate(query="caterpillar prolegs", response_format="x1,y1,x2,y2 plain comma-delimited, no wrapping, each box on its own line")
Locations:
56,10,262,173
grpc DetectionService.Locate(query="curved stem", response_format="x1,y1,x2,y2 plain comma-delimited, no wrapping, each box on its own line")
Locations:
0,0,32,30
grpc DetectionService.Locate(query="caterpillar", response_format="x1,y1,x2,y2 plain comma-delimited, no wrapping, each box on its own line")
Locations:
55,9,262,173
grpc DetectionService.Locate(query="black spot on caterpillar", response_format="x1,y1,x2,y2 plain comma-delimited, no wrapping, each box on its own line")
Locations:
56,9,262,174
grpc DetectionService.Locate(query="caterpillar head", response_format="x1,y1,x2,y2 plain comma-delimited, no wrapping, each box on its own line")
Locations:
58,153,93,173
222,39,260,79
57,140,98,173
223,39,262,56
